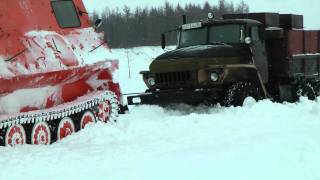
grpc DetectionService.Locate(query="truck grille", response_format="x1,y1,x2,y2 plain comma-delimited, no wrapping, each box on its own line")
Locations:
155,71,192,87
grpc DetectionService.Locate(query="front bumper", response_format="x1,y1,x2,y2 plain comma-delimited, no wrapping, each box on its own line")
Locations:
127,88,223,106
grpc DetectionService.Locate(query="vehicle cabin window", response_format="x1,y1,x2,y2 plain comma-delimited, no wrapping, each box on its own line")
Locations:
180,28,207,48
251,26,260,41
51,0,81,28
209,24,243,44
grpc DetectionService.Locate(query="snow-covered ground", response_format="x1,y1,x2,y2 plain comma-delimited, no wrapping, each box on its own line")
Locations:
1,46,320,180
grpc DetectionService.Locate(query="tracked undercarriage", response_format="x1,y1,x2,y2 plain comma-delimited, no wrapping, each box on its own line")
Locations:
0,91,119,146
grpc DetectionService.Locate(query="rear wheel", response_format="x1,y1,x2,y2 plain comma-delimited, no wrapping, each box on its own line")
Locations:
312,82,320,96
294,82,316,101
223,82,263,107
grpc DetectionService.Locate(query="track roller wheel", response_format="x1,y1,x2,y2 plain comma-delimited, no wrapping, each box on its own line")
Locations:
5,124,26,146
80,111,96,129
31,122,51,145
57,117,75,141
223,82,263,107
97,100,111,122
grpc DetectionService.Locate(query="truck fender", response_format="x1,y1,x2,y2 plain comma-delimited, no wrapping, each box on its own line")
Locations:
222,65,268,98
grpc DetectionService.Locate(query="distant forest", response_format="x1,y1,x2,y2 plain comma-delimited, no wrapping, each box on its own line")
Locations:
91,0,249,48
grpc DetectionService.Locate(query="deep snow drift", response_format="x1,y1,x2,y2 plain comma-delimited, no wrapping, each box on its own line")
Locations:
0,46,320,180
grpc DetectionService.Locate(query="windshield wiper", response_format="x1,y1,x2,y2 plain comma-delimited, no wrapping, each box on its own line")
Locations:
208,42,228,46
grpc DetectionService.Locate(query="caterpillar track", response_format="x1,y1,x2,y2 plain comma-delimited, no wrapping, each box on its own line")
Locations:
0,91,119,146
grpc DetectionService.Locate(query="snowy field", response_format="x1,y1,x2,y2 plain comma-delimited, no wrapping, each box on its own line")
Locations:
0,46,320,180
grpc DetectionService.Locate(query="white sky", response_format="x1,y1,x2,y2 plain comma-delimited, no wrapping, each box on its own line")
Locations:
83,0,320,29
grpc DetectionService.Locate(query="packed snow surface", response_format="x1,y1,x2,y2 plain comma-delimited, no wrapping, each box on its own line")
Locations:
1,46,320,180
1,100,320,180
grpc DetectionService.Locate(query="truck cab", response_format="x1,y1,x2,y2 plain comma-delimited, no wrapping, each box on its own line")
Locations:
151,18,268,88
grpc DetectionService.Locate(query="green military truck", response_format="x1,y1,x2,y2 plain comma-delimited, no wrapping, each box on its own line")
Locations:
128,13,320,106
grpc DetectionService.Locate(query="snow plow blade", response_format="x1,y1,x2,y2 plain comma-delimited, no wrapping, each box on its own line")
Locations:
127,88,222,106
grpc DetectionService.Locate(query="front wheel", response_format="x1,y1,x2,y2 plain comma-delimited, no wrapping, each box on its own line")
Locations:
223,82,263,107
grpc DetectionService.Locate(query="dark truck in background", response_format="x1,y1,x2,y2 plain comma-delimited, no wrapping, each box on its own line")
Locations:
128,13,320,106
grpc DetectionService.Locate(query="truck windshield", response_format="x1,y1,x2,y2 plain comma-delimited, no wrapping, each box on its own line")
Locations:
51,0,81,28
179,24,244,48
179,28,207,48
209,24,244,44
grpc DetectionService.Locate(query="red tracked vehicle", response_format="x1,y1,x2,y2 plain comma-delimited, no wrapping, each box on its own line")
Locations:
0,0,125,146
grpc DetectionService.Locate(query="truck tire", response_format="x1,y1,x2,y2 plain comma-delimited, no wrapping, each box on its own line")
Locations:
223,82,263,107
311,82,320,97
294,83,316,101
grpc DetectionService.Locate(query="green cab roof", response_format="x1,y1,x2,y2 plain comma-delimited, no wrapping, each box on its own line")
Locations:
181,19,262,30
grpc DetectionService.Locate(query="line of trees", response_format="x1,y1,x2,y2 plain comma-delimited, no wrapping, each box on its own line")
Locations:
92,0,249,48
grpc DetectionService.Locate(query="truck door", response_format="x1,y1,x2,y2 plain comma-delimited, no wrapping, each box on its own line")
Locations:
250,26,268,83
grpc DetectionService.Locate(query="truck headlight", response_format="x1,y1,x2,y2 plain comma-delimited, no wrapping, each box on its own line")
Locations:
210,72,219,82
147,77,156,86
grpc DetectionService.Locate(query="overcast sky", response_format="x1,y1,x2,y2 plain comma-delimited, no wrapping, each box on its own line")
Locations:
83,0,320,29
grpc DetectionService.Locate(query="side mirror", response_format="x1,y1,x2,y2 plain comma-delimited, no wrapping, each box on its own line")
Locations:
94,19,102,29
245,37,252,44
161,34,166,49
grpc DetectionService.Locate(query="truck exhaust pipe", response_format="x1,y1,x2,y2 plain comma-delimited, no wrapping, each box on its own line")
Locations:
182,15,187,24
161,34,166,49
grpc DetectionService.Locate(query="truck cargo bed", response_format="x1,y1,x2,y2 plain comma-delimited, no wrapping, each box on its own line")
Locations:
266,29,320,79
